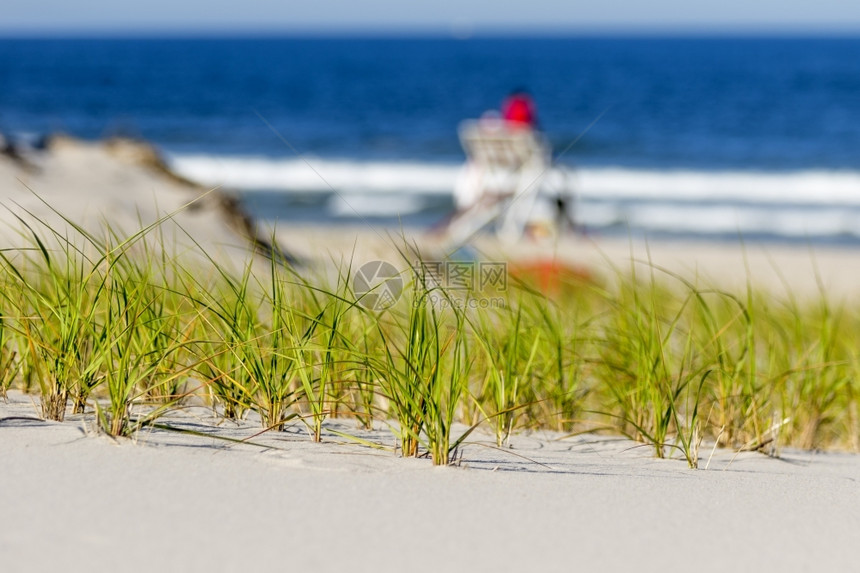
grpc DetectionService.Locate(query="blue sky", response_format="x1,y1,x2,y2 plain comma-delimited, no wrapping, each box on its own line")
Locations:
4,0,860,35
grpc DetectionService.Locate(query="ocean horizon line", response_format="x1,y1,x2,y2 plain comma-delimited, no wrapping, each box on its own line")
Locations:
3,29,860,41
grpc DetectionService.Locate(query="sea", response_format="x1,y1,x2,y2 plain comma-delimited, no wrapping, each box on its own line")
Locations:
3,36,860,244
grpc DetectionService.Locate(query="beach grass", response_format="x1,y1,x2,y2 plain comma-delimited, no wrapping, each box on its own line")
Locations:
1,214,858,466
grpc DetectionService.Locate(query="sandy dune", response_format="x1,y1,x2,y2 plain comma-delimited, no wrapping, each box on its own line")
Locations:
0,136,271,267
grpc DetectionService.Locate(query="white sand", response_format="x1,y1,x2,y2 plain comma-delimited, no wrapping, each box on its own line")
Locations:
268,221,860,300
1,390,857,572
1,138,859,571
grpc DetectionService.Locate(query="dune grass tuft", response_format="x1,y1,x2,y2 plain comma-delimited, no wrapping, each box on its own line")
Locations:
1,209,859,466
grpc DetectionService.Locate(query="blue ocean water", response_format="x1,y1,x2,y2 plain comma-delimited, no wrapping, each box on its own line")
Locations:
2,37,860,241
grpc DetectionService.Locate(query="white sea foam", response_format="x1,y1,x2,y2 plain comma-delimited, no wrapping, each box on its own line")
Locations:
168,154,460,194
574,168,860,206
167,153,860,238
170,154,860,202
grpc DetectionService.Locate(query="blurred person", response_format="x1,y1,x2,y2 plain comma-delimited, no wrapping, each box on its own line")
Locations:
501,88,537,128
